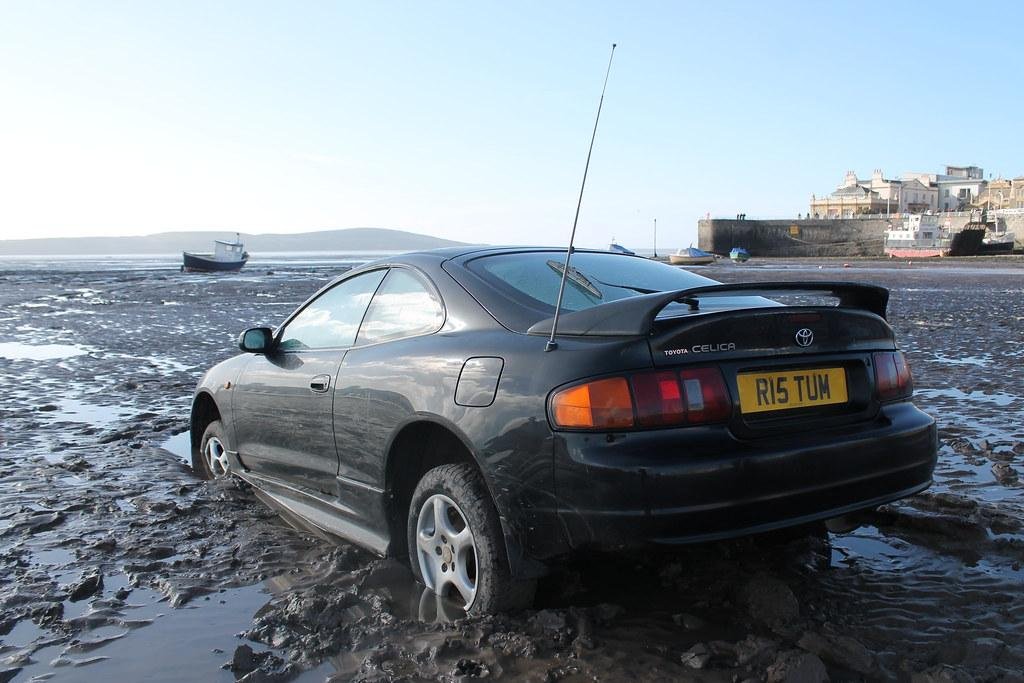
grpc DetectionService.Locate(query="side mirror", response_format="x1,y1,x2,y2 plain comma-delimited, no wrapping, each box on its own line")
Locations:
238,327,275,353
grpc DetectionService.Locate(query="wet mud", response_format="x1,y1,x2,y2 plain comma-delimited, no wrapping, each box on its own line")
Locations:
1,257,1022,682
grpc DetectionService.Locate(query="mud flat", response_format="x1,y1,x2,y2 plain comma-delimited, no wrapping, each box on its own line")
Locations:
1,257,1023,682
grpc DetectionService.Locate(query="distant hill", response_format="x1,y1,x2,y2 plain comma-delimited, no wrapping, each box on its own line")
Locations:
0,228,467,255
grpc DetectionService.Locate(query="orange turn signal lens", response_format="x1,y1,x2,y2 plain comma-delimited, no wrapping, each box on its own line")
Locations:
551,377,634,429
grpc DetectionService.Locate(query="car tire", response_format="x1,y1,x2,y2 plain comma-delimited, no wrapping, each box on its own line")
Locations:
407,463,535,614
195,420,232,480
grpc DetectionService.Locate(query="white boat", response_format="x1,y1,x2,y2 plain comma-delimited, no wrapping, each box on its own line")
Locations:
669,246,715,265
182,235,249,272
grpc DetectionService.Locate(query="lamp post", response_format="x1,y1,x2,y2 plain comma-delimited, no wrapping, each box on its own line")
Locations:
653,218,658,258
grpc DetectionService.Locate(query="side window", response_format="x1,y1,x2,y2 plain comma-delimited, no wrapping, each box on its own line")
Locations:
278,270,386,350
356,269,444,345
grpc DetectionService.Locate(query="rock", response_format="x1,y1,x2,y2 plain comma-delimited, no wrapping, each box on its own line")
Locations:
741,575,800,625
735,635,779,665
452,658,489,678
28,601,63,626
591,603,624,623
21,511,66,535
67,570,103,602
910,664,976,683
991,463,1019,485
144,546,176,560
37,404,58,412
680,643,711,669
0,668,22,683
766,650,830,683
90,537,117,551
672,613,706,630
230,645,258,675
797,632,873,674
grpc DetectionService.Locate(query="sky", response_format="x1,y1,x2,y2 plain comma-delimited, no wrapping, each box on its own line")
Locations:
1,1,1022,250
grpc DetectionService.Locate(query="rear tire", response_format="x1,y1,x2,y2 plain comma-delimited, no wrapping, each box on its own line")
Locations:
407,463,535,614
194,420,231,480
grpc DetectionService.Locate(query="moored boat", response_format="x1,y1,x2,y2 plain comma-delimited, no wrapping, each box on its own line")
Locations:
729,247,750,263
608,242,636,255
182,235,249,272
669,246,716,265
883,215,977,258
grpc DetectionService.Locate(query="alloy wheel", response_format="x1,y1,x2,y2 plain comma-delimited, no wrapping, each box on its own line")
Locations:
415,493,478,608
204,436,230,478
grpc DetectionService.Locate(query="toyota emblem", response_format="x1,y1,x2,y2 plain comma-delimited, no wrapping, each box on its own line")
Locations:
795,328,814,347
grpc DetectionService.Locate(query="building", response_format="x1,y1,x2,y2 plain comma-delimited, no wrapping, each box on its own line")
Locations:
935,165,987,211
812,165,989,216
810,169,936,218
976,177,1024,210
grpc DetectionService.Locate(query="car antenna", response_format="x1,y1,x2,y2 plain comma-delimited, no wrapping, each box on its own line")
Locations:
546,42,617,352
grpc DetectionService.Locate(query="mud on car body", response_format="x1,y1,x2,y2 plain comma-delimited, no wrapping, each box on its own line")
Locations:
190,247,938,613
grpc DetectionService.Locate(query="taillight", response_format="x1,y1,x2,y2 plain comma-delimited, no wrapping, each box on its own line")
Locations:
551,377,633,429
873,351,913,401
551,367,732,431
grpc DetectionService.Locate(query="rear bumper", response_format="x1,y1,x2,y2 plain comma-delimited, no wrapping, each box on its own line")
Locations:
551,402,937,549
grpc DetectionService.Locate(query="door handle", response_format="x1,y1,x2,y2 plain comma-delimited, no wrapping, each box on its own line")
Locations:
309,374,331,393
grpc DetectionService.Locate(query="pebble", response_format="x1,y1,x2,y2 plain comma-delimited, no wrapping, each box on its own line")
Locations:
766,649,829,683
991,463,1019,485
797,631,873,674
741,575,800,625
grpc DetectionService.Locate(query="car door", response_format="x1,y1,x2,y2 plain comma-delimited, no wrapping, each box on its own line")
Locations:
332,267,448,487
232,269,387,493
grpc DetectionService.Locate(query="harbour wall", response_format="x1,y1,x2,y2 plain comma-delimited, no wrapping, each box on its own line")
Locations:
697,214,1024,257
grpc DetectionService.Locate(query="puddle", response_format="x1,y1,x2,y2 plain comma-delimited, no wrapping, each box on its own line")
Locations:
13,583,274,683
50,398,134,428
160,431,192,464
930,353,990,367
0,342,89,361
33,547,76,566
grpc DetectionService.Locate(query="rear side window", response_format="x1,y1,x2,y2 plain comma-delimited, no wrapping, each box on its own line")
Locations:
278,270,386,350
356,269,444,345
467,251,717,314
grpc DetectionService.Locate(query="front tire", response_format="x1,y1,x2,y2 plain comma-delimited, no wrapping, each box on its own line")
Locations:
407,463,534,614
194,420,231,480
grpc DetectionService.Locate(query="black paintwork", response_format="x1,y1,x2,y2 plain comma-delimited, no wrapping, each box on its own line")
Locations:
191,247,937,578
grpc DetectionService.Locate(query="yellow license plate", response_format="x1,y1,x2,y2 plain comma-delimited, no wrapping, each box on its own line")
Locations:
737,368,848,414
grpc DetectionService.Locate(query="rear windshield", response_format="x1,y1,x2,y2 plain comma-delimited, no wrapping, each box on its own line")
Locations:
462,251,722,330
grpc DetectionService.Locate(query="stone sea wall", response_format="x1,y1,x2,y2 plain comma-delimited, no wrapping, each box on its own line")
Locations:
697,215,1024,257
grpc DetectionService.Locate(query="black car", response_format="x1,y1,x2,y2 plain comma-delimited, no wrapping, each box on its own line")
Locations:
190,247,937,613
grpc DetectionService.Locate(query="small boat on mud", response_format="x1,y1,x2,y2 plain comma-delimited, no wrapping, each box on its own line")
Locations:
669,246,716,265
729,247,750,263
182,235,249,272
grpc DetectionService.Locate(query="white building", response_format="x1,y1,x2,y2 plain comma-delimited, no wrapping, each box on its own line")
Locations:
934,166,986,211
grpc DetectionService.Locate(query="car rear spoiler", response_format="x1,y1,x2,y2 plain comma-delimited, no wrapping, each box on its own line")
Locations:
526,281,889,338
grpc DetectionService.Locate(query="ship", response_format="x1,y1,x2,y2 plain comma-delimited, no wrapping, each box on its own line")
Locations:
182,235,249,272
884,215,984,258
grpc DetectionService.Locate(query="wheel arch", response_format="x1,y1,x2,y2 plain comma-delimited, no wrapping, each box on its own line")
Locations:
190,390,221,455
383,417,513,568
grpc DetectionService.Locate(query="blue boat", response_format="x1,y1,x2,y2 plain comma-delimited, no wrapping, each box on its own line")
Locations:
729,247,750,263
